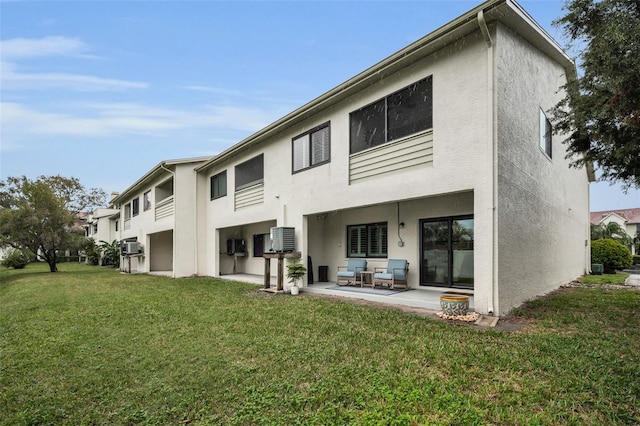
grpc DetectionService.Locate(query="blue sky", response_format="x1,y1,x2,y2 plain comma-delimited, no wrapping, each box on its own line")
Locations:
1,0,638,212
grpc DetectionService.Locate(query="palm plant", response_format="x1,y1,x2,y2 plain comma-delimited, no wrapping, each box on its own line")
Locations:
591,222,632,246
286,259,307,288
99,239,121,268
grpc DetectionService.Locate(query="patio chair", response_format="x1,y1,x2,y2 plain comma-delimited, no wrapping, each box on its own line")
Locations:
373,259,409,289
336,259,367,286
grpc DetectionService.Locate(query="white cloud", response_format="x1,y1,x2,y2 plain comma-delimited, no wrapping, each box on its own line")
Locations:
0,36,147,91
0,101,279,141
182,85,245,97
1,61,148,91
0,36,87,59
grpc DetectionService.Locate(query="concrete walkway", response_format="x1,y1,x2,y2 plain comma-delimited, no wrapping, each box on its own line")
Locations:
625,274,640,287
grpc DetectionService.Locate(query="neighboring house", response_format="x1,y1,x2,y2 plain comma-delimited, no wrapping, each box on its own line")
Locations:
85,207,120,263
191,0,593,316
110,157,211,277
590,208,640,255
85,208,121,243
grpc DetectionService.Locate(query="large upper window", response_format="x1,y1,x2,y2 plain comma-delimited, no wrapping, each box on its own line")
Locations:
292,123,330,173
539,108,552,158
347,222,388,258
143,190,151,211
132,197,140,217
350,76,433,154
235,154,264,190
210,171,227,200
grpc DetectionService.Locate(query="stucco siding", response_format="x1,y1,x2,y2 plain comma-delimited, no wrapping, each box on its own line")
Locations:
173,164,198,277
495,23,589,314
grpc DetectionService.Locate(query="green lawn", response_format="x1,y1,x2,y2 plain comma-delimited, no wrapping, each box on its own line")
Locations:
579,272,629,285
1,263,639,425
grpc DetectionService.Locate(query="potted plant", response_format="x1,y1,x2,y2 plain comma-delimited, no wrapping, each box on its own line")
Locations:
286,259,307,295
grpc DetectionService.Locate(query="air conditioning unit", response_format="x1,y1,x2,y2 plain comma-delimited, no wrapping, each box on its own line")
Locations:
270,227,295,252
125,241,141,255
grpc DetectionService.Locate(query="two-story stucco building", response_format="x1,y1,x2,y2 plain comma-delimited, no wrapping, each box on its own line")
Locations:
104,0,593,316
110,157,211,276
190,0,593,316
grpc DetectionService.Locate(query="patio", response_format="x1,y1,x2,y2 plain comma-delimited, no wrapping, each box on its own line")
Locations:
218,273,474,312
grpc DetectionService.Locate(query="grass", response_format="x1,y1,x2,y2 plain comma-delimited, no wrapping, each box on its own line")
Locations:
1,263,639,425
579,272,630,285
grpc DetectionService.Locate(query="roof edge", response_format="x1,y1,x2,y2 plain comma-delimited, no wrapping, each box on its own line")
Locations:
196,0,575,173
112,156,212,204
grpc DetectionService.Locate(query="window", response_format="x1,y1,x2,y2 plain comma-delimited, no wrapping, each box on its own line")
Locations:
124,203,131,220
347,222,388,258
132,197,140,217
292,123,330,173
143,190,151,211
210,171,227,200
421,216,474,288
115,220,119,232
539,108,552,158
155,178,174,202
235,154,264,190
350,77,432,154
253,233,271,257
92,223,98,234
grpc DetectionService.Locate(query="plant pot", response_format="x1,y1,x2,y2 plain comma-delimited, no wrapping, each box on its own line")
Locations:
440,294,469,316
290,285,299,295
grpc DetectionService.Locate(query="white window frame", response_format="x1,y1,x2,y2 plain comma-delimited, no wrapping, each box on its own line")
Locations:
539,108,552,159
292,122,330,173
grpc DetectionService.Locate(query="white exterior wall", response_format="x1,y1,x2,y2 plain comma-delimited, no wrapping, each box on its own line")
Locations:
118,172,176,275
87,209,120,245
173,164,198,277
199,31,495,308
494,23,590,314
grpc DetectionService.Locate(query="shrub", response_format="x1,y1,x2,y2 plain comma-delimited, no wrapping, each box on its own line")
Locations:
99,240,121,268
1,248,33,269
80,239,101,266
591,239,633,273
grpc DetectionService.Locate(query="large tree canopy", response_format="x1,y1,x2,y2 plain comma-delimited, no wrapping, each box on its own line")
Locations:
552,0,640,189
0,176,106,272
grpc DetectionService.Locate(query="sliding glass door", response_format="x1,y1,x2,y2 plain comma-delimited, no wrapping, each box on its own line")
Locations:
420,216,474,289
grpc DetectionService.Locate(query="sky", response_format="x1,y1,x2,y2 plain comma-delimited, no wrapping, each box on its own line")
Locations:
1,0,638,212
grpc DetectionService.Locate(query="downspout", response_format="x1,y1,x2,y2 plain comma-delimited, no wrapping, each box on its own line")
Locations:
193,170,199,276
159,163,177,278
478,10,497,315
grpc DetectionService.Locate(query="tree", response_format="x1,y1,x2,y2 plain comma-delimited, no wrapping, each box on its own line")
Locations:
591,238,633,273
99,239,121,268
0,176,106,272
552,0,640,189
590,222,632,246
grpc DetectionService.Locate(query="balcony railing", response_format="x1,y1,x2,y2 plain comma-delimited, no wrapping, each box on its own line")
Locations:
155,195,174,220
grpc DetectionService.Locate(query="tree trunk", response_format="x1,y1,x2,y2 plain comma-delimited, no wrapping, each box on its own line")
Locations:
42,248,59,272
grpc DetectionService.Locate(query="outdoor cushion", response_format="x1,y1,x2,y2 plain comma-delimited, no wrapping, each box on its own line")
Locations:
374,259,407,280
336,258,367,284
373,259,409,289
